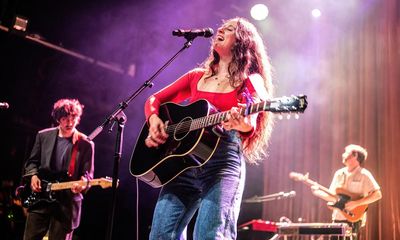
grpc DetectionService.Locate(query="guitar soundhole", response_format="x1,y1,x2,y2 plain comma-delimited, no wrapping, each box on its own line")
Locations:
173,117,192,141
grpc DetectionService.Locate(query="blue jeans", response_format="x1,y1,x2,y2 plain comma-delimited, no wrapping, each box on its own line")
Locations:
149,131,245,240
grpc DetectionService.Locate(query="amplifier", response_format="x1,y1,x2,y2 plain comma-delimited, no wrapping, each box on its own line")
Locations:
277,222,352,236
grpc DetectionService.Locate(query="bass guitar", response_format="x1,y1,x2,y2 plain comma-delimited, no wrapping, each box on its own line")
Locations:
130,95,307,188
289,171,368,222
17,177,113,208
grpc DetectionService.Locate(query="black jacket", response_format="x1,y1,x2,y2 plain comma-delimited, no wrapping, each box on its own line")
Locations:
24,127,94,230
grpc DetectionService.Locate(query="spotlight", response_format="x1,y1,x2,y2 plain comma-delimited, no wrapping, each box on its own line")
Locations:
311,9,321,18
13,16,28,32
250,4,269,21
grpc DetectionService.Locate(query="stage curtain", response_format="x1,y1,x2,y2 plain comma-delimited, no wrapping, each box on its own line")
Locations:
262,0,400,239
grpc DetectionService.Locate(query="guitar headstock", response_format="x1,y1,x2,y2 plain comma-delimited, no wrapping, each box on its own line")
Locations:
268,95,308,114
99,177,118,189
289,171,308,182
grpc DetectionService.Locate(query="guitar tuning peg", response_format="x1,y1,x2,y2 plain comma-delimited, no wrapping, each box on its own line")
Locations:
286,114,291,120
278,114,283,120
294,114,300,119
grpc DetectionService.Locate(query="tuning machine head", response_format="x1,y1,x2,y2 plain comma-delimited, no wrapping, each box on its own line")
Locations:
278,113,300,120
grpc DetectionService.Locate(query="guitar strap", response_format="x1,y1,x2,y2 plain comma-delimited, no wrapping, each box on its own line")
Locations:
67,132,83,177
240,79,254,115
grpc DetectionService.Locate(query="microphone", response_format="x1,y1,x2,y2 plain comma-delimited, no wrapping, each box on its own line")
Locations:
283,190,296,198
172,28,214,39
0,102,9,109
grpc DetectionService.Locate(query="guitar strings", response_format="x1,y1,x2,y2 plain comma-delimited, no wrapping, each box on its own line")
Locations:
165,113,227,135
163,102,264,135
162,100,283,135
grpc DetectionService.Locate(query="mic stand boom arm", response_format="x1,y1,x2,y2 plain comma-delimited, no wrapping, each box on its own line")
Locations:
87,38,194,141
86,37,196,240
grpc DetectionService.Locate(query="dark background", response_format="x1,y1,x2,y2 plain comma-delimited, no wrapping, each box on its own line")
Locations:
0,1,268,239
3,1,397,239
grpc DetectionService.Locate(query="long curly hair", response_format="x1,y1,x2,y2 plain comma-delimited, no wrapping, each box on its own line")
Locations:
202,17,274,164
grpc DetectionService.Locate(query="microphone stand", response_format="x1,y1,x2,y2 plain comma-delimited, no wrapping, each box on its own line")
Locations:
243,191,296,203
86,37,196,240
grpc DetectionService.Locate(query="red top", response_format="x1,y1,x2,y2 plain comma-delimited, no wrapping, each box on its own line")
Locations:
144,69,257,119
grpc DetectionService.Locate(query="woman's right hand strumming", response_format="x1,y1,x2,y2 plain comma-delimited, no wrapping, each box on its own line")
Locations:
145,114,169,148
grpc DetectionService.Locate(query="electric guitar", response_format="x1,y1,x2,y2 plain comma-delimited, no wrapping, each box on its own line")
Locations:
129,95,308,188
289,171,368,222
17,177,114,208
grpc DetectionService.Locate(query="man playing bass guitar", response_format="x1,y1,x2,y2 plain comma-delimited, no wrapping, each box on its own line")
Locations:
312,144,382,240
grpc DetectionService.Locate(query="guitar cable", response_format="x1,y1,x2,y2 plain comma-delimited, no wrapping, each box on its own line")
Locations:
136,177,139,240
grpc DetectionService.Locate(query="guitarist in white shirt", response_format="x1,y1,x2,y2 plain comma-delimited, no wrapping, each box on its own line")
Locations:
312,144,382,240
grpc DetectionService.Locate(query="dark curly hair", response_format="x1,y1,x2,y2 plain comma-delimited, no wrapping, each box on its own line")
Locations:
51,98,84,123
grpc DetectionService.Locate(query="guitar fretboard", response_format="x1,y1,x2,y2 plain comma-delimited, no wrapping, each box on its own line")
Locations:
166,101,270,135
289,172,336,197
50,179,106,191
299,178,335,197
164,95,306,135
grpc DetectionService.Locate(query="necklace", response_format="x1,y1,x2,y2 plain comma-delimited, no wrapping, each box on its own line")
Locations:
213,75,230,86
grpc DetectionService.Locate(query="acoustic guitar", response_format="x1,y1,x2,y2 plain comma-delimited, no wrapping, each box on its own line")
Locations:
129,95,308,188
289,171,368,222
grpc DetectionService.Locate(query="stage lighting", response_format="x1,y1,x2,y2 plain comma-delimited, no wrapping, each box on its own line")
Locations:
250,4,269,21
13,16,28,31
311,9,322,18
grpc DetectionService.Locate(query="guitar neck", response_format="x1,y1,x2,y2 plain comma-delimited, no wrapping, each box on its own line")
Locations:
50,179,101,191
164,95,307,135
171,101,270,133
300,178,336,197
